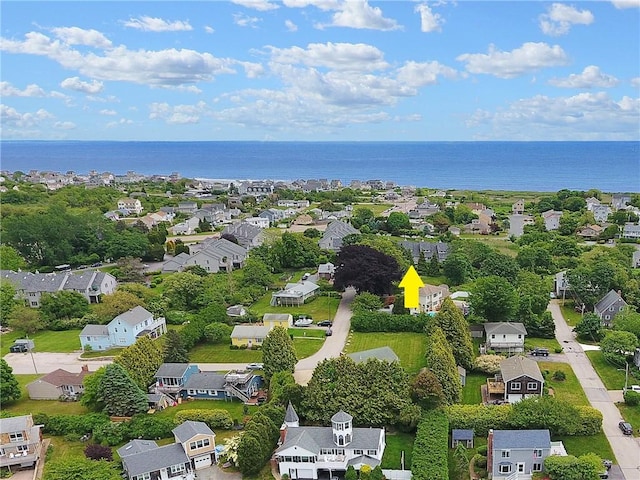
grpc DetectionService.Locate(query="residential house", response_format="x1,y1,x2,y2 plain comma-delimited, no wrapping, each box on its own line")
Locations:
317,262,335,280
278,200,310,208
633,250,640,269
238,181,274,197
612,193,631,211
554,271,570,298
484,322,527,353
182,370,261,403
508,214,535,238
452,429,474,448
512,199,525,215
542,210,563,231
577,224,603,240
222,222,264,249
0,415,43,470
226,305,247,317
400,241,449,264
491,355,544,404
293,214,314,226
103,210,120,221
487,429,560,479
119,439,194,480
162,252,191,273
585,197,601,211
185,238,248,272
415,284,450,314
1,270,117,308
176,202,198,215
26,365,90,400
79,306,167,351
245,216,270,229
347,346,399,364
117,198,143,215
172,421,217,470
170,217,200,235
147,393,173,412
319,220,360,251
231,325,271,348
622,222,640,239
154,363,200,397
592,205,612,224
464,218,491,235
263,313,293,329
271,280,320,306
275,406,386,479
594,289,628,326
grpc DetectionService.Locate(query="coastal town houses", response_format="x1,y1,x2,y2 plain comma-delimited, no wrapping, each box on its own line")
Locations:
222,222,264,249
497,355,544,404
271,280,320,306
414,284,450,314
483,322,527,354
319,220,360,251
1,270,117,308
612,193,632,211
592,205,612,224
79,306,167,351
0,414,43,471
275,405,386,479
119,438,194,480
400,240,450,264
622,222,640,239
541,210,562,231
117,197,144,215
594,289,628,326
633,250,640,269
26,365,90,400
512,199,525,214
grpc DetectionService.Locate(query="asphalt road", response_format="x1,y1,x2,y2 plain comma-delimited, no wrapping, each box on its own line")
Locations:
548,300,640,479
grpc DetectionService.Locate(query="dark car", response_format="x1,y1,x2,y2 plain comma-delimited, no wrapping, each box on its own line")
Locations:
530,347,549,357
317,320,333,327
325,329,333,336
619,421,633,435
9,344,28,353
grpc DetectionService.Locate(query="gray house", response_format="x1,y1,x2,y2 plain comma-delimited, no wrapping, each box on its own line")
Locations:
119,440,194,480
487,429,553,479
594,289,628,326
400,241,450,264
484,322,527,354
319,220,359,251
222,222,264,249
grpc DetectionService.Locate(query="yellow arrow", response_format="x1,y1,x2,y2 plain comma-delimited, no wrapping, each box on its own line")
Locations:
398,265,424,309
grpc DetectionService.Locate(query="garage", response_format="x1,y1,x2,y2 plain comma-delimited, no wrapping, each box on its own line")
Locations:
193,453,212,469
294,469,314,479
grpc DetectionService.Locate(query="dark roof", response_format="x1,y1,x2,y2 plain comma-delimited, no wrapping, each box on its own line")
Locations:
285,402,299,424
117,439,159,458
500,355,544,383
347,346,399,364
492,429,550,450
452,429,474,441
122,443,189,477
36,368,89,387
172,420,214,443
184,372,226,390
79,324,109,336
112,306,153,326
594,289,627,314
331,410,353,423
484,322,527,336
155,363,193,378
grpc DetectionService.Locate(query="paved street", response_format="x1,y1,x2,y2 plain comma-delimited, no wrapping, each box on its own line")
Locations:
548,301,640,480
3,352,112,374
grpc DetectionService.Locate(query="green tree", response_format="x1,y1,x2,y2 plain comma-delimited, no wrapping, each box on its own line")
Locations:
544,452,603,480
433,297,474,370
386,212,411,234
94,291,145,322
0,358,21,404
163,272,205,310
509,396,582,436
98,363,148,417
39,291,89,321
516,245,553,274
600,330,638,367
574,313,604,342
114,336,165,390
239,257,273,288
442,253,472,286
0,245,27,270
204,322,233,344
470,275,519,321
262,326,297,381
416,251,429,276
0,281,17,324
303,228,321,238
8,305,45,334
44,457,122,480
351,292,384,313
613,307,640,339
425,327,461,404
426,253,440,276
410,369,445,409
236,431,265,475
81,366,106,411
334,244,402,295
163,329,189,363
345,465,358,480
479,252,520,285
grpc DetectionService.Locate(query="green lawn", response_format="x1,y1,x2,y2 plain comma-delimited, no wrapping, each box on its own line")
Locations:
3,374,89,416
289,328,326,338
381,431,414,469
449,436,488,480
555,433,615,461
524,337,562,352
559,302,584,327
462,373,486,405
343,332,427,375
249,292,341,320
585,351,627,390
618,404,640,437
292,337,325,359
80,347,125,358
188,344,263,363
155,399,258,424
1,329,82,355
538,362,589,406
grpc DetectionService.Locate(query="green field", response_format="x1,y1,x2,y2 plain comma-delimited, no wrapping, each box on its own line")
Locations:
524,337,562,352
462,373,486,405
187,336,324,363
556,433,615,461
343,332,427,374
585,351,627,390
381,431,414,469
538,362,589,405
559,302,584,327
1,329,82,355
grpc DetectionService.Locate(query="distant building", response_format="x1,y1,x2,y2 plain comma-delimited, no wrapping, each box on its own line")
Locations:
318,220,359,251
541,210,562,231
117,198,143,215
594,290,628,326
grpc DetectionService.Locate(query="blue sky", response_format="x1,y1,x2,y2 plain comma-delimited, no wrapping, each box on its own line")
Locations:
1,0,639,141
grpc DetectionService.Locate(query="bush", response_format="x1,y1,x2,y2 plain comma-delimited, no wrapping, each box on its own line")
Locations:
624,390,640,406
92,422,128,446
33,413,110,436
84,443,113,461
475,455,487,469
412,410,449,480
552,370,566,381
473,355,503,374
554,347,563,354
174,409,234,430
446,404,512,436
476,445,488,456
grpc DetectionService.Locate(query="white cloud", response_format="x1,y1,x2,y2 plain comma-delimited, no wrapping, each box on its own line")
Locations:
0,32,237,86
204,26,215,34
122,16,193,32
396,61,458,88
265,42,389,72
611,0,640,8
51,26,112,48
457,42,569,79
107,118,134,128
231,0,279,11
631,77,640,87
539,3,594,36
60,77,104,94
54,121,76,130
233,13,261,28
285,20,298,31
549,65,619,88
149,101,208,124
415,3,443,33
282,0,341,10
0,104,54,129
239,61,265,78
467,92,640,140
0,81,46,97
320,0,401,30
99,109,117,116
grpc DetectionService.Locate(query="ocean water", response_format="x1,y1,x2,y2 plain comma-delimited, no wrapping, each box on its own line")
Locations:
1,141,638,192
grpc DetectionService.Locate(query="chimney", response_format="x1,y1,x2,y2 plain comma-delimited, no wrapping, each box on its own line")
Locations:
487,429,494,477
81,364,89,373
279,424,287,445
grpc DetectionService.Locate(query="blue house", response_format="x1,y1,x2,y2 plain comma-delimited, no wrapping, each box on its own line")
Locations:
154,363,200,397
79,306,167,351
182,370,261,403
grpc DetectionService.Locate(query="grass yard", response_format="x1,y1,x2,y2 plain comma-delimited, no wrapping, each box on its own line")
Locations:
155,399,257,424
289,328,326,338
343,332,427,375
80,347,124,358
249,292,341,320
381,431,414,469
559,302,584,327
420,275,448,286
585,351,627,390
293,337,325,359
617,404,640,437
538,362,589,406
555,433,615,461
524,337,562,352
47,436,88,459
448,436,487,480
3,374,89,416
462,373,487,405
1,329,82,355
188,343,262,363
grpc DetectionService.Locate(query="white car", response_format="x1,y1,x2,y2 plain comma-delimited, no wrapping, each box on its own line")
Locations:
246,363,264,370
294,318,313,327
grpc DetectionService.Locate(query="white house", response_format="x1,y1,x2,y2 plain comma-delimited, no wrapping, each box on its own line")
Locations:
413,284,450,314
623,222,640,239
275,405,386,479
117,198,143,215
484,322,527,353
271,280,320,306
541,210,562,231
171,217,200,235
244,216,270,229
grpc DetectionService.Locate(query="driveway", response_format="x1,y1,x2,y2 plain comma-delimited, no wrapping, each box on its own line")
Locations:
194,465,241,480
548,301,640,479
3,352,112,374
294,287,356,385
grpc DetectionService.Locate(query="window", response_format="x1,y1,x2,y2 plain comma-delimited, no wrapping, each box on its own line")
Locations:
0,448,5,456
190,439,211,450
518,334,522,339
501,450,510,458
353,449,363,455
534,449,543,458
511,382,522,390
517,463,525,473
134,474,151,480
9,432,24,442
527,382,538,391
533,463,542,472
491,334,495,339
170,464,185,474
16,445,28,453
499,464,511,474
367,449,377,456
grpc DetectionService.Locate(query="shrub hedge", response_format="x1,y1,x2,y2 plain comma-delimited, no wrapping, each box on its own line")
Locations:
350,312,431,332
412,409,449,480
173,409,234,430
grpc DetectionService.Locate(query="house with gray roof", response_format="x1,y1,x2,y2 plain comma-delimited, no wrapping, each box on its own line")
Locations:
222,222,264,249
162,252,191,273
26,365,90,400
154,363,200,397
182,370,261,403
319,220,360,251
594,289,628,326
499,355,544,404
0,414,43,470
484,322,527,353
487,429,565,479
271,280,320,307
347,347,399,364
541,210,563,231
275,406,386,479
231,325,271,348
172,421,217,470
120,441,193,480
79,306,167,352
400,241,450,264
185,238,248,273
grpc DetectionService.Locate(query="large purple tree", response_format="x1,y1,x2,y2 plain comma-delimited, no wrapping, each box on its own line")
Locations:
333,244,402,295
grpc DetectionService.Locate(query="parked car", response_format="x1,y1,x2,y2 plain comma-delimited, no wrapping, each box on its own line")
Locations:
246,363,264,370
317,320,333,327
325,329,333,336
91,262,103,267
624,385,640,393
530,347,549,357
619,421,633,435
9,344,28,353
294,318,313,327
